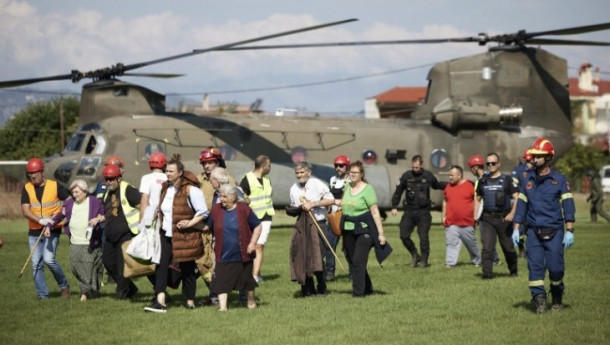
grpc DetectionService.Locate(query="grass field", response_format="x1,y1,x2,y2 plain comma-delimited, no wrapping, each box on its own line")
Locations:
1,194,608,345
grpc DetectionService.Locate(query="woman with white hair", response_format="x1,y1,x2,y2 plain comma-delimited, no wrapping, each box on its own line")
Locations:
50,179,105,301
207,184,262,311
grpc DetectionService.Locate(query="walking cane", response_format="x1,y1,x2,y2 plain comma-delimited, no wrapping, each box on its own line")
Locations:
19,227,46,278
305,209,348,274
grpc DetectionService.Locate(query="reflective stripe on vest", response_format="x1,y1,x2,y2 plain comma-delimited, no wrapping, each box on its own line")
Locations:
245,172,275,218
25,180,62,230
104,181,140,234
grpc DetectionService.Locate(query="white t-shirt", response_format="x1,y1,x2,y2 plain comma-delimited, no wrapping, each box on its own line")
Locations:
289,177,333,221
139,171,167,210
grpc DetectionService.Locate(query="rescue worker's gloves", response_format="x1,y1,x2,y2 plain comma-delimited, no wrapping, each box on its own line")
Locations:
511,230,520,247
563,230,574,249
38,218,53,227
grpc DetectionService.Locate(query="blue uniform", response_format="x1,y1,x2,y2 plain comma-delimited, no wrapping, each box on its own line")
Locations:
514,168,575,298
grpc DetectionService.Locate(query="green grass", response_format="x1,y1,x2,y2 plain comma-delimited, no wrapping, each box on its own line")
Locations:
1,195,609,345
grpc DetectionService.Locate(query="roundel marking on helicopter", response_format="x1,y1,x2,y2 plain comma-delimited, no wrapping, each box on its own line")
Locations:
291,146,308,163
219,145,237,161
430,149,449,169
362,150,378,165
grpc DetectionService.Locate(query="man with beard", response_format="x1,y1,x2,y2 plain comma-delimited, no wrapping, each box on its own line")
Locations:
513,138,575,313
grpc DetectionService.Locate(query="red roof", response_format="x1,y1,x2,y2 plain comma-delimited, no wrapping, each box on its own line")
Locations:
569,78,610,96
374,87,427,104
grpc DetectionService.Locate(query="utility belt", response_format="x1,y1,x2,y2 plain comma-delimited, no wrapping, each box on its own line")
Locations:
528,227,559,241
482,211,508,219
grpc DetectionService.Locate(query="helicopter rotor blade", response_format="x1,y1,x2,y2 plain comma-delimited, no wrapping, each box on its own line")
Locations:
122,73,185,78
220,37,480,50
0,74,73,88
124,18,357,72
524,22,610,39
526,38,610,46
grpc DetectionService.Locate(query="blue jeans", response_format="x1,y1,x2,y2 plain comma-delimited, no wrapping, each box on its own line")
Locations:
322,221,338,276
29,233,69,299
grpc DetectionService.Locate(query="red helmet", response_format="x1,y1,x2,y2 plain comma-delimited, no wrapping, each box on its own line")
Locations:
27,158,44,173
199,148,221,163
468,155,484,167
530,138,555,157
148,152,167,168
102,164,121,178
105,156,125,168
334,155,351,166
522,148,533,162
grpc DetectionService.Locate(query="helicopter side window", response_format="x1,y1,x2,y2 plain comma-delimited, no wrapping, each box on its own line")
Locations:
75,157,101,177
430,149,449,169
219,145,237,161
92,135,106,155
85,136,97,154
290,146,308,163
64,133,86,152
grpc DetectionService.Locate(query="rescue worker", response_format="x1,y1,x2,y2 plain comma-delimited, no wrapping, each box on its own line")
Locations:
21,158,71,299
391,155,444,268
474,153,519,279
139,152,168,217
512,148,534,257
325,154,350,281
101,163,141,299
586,169,610,223
513,138,575,313
196,147,234,305
240,155,274,283
468,155,501,265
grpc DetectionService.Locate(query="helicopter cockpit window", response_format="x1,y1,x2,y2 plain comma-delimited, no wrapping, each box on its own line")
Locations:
85,136,97,154
64,133,86,152
138,140,166,164
430,149,449,169
75,157,101,177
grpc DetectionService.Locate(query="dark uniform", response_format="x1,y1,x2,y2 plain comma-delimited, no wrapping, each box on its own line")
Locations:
476,173,519,278
391,169,443,267
515,168,575,307
511,163,531,256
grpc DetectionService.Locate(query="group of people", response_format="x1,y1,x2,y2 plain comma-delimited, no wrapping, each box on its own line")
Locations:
20,136,578,313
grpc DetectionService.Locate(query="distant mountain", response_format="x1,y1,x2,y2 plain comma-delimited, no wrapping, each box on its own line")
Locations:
0,90,78,127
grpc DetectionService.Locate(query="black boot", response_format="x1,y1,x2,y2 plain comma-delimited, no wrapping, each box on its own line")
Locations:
409,251,421,268
551,293,563,311
533,294,547,314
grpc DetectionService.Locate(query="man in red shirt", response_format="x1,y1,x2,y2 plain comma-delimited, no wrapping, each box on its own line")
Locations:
442,165,481,268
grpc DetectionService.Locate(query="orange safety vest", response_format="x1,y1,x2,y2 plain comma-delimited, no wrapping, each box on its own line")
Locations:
25,180,63,230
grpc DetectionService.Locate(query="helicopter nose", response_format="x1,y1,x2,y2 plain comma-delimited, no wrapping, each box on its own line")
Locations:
53,160,77,184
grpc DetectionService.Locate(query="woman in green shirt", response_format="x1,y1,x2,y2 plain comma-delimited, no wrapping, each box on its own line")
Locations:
338,161,386,297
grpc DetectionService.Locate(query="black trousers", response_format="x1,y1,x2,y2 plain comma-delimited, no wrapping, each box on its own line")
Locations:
399,208,432,260
102,232,137,299
479,215,518,277
154,233,198,301
342,230,373,297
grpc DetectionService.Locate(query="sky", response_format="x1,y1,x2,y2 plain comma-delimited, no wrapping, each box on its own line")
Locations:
1,0,609,114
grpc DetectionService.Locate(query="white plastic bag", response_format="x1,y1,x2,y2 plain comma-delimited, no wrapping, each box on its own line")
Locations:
126,225,157,263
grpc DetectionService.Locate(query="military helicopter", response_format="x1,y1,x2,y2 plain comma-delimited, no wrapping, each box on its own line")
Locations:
1,20,609,209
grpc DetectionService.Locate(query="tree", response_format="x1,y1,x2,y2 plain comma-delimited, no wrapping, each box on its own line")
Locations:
553,143,606,192
0,97,79,160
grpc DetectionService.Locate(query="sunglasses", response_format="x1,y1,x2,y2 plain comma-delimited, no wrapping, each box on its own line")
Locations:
104,177,118,182
532,154,547,159
485,162,498,166
334,164,346,168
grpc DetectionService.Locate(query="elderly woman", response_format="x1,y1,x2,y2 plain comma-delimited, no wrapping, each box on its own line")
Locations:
50,179,105,301
143,154,208,313
338,161,389,297
207,184,261,311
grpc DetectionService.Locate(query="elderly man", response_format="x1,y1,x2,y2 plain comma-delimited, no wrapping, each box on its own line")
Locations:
442,165,481,268
289,162,335,297
21,158,71,299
